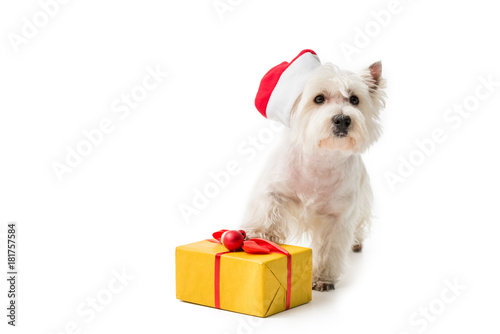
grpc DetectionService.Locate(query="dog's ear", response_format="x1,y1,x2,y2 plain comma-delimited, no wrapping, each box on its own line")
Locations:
365,61,382,91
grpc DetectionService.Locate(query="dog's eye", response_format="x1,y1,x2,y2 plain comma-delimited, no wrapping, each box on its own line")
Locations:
349,95,359,105
314,95,325,104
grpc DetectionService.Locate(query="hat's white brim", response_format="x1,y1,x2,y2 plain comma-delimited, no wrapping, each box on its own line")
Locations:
266,52,321,126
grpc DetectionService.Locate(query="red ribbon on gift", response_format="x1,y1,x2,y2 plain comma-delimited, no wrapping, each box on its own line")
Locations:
209,230,292,310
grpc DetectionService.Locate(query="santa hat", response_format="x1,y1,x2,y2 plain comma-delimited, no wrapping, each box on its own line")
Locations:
255,49,321,126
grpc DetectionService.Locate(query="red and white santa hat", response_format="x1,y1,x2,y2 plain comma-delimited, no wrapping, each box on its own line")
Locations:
255,49,321,126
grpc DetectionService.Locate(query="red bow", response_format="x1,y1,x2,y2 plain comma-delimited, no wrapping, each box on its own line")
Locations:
211,229,286,254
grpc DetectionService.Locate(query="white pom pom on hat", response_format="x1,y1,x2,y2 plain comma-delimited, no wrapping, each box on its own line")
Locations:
255,49,321,126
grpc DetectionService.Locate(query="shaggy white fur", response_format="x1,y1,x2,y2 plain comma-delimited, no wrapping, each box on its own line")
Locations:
242,61,386,291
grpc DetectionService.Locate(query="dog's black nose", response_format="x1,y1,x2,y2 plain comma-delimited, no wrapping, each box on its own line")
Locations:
332,115,351,136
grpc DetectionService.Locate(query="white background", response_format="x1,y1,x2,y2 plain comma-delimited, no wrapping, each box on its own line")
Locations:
1,0,499,333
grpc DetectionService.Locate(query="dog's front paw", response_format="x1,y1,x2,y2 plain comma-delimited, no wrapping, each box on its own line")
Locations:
312,279,335,292
246,230,284,244
260,233,284,244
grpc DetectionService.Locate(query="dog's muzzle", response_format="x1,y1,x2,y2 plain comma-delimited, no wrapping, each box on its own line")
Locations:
332,114,351,137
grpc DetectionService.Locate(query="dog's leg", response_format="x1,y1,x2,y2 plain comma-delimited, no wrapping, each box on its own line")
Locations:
352,218,368,252
241,192,294,244
311,215,356,291
352,169,373,253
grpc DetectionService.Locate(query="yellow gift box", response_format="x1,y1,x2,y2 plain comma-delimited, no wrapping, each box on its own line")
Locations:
176,240,312,317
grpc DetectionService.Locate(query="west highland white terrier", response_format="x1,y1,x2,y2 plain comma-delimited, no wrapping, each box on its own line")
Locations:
242,50,386,291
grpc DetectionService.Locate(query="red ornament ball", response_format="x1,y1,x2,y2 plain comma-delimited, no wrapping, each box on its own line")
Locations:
221,230,245,251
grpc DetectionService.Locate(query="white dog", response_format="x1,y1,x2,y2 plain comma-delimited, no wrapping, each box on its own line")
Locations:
242,50,386,291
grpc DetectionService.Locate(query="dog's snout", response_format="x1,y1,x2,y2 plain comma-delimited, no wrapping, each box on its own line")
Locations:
332,115,351,136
